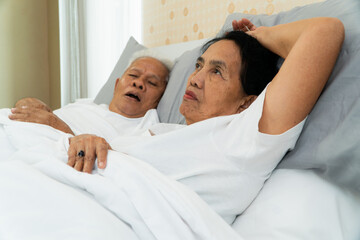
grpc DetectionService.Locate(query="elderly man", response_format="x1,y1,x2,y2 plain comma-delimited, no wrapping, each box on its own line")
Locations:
8,50,172,141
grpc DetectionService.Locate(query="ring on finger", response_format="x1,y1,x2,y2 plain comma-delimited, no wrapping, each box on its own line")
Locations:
77,150,85,157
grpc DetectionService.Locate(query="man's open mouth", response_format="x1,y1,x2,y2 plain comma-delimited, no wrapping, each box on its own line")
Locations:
126,93,140,102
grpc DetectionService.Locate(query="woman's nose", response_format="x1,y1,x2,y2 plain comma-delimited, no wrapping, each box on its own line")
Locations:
190,71,204,88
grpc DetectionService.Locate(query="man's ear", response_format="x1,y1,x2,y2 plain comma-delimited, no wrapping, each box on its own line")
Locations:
237,95,257,113
113,78,120,94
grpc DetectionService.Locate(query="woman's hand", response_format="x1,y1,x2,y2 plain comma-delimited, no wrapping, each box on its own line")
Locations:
68,134,111,173
232,18,257,32
9,107,75,135
232,18,269,47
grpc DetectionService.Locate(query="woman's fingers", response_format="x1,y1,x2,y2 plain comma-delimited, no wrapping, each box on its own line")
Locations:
74,147,86,172
67,140,76,167
74,154,84,172
232,20,240,31
67,135,110,173
242,18,257,31
83,143,96,173
67,138,85,171
96,141,109,169
67,148,77,168
232,18,257,32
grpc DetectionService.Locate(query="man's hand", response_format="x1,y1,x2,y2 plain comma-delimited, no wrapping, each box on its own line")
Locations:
68,134,111,173
15,97,52,112
9,106,75,135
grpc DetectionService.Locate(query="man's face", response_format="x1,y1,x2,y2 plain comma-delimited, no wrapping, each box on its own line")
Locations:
180,40,247,125
109,57,168,118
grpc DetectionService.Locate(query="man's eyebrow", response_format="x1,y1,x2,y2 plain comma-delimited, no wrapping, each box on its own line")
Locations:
128,67,141,73
147,74,161,82
129,67,161,81
197,56,204,63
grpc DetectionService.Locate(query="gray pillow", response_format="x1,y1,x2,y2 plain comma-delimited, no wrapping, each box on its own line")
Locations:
157,46,202,124
317,98,360,192
94,36,146,105
218,0,360,191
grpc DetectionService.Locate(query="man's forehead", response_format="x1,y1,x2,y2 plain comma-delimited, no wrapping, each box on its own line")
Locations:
131,57,162,68
128,57,168,81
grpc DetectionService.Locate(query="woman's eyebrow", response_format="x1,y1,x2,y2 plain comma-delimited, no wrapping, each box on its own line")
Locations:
197,56,204,63
209,60,227,69
198,56,227,69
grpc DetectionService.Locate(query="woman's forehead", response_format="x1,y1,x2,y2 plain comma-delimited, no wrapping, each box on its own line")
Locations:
202,40,241,72
203,40,240,61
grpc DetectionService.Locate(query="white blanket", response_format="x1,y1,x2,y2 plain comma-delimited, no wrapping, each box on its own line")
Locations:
53,100,160,141
0,109,242,239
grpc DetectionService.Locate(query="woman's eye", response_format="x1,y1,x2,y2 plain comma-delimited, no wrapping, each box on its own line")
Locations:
214,69,222,75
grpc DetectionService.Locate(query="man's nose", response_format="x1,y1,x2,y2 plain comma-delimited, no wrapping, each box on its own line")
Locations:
132,77,145,90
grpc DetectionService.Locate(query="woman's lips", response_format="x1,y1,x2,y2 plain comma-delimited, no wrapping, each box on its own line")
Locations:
184,90,198,100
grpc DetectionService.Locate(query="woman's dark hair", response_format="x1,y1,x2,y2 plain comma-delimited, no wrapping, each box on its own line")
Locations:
201,31,279,96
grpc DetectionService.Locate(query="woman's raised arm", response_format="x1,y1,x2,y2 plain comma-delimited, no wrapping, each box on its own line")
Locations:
236,17,345,134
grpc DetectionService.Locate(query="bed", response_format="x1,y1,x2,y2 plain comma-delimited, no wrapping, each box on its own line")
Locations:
1,0,360,239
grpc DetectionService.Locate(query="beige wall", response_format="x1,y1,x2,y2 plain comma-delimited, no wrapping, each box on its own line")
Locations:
0,0,60,109
143,0,324,47
47,0,60,109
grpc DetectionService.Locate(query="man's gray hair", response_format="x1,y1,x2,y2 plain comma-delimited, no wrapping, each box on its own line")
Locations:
127,49,174,81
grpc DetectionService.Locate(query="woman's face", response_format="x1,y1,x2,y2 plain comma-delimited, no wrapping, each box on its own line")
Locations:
180,40,248,125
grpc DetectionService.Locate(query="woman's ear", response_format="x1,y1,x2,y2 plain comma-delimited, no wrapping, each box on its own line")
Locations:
237,95,257,113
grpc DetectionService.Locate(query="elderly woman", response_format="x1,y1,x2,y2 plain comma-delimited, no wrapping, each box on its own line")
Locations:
67,17,344,223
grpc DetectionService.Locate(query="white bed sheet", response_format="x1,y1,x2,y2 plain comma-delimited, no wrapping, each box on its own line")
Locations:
233,169,360,240
0,160,139,240
0,109,242,240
